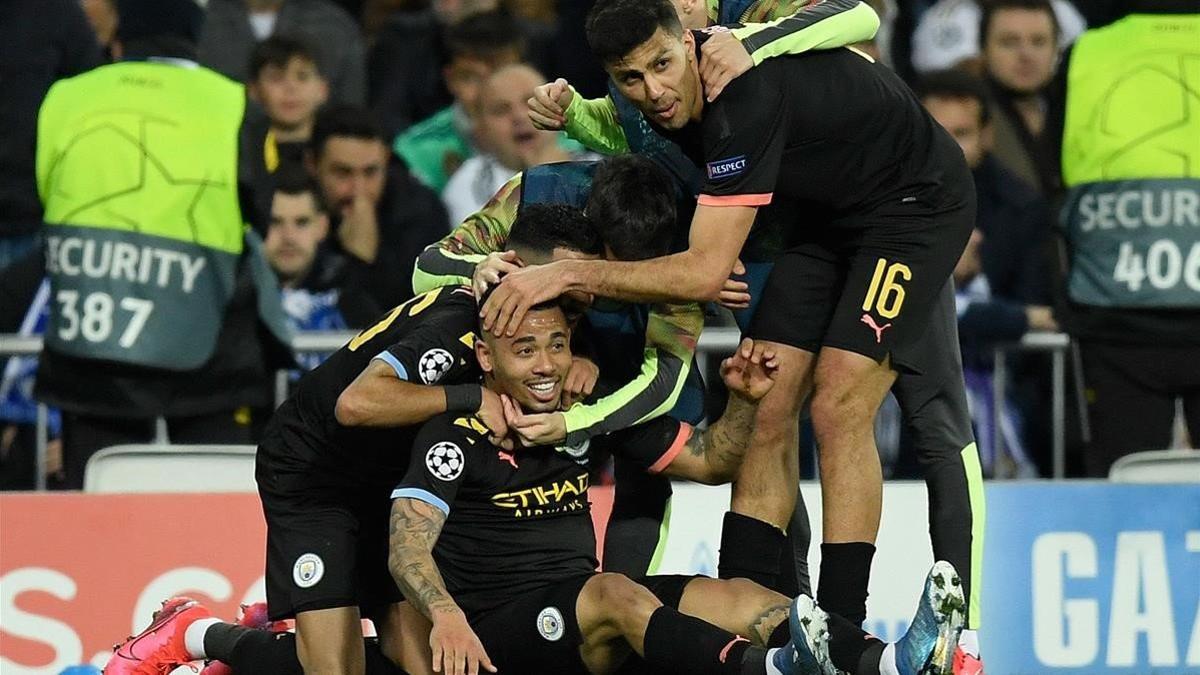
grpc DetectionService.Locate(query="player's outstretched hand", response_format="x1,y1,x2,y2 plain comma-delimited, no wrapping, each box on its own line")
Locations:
477,388,513,450
528,77,574,130
562,356,599,408
430,609,497,675
720,338,779,401
501,394,567,446
699,29,754,102
718,258,751,310
473,251,524,298
480,263,566,336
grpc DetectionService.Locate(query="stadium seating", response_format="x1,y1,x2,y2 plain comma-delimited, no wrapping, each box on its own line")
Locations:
83,445,258,493
1107,449,1200,484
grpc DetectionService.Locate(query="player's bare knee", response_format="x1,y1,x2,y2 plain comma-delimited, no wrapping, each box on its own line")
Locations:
295,615,366,675
584,573,660,632
297,642,363,675
758,371,808,418
712,577,766,612
810,379,878,445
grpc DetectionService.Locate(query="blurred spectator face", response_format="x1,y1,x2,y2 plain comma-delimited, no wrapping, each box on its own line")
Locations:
311,137,389,211
923,94,990,170
81,0,118,47
478,65,557,170
444,48,523,114
251,56,329,132
982,8,1057,94
954,229,985,285
433,0,499,23
266,189,330,284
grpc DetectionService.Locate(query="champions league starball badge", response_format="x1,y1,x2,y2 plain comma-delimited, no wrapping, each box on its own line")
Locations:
418,348,455,384
426,442,465,481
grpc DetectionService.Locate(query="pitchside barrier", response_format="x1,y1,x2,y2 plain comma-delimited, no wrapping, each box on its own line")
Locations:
0,328,1078,490
2,482,1197,674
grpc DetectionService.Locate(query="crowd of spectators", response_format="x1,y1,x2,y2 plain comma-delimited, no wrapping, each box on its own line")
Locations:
0,0,1192,489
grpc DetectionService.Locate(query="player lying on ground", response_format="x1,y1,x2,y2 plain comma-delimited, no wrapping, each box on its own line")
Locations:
388,298,967,675
103,206,609,675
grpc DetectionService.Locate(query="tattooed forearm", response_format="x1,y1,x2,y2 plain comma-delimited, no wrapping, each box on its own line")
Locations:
747,603,791,646
388,499,461,620
696,393,759,479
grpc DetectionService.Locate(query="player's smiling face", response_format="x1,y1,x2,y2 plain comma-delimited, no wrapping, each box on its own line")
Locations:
477,306,573,413
608,27,701,131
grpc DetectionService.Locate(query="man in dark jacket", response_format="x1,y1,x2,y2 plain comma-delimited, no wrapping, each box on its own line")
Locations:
35,0,294,489
307,105,450,308
0,0,101,270
919,69,1060,479
265,168,381,333
918,69,1053,306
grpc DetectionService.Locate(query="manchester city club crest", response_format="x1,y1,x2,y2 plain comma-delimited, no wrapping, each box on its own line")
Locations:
293,553,324,588
536,606,565,641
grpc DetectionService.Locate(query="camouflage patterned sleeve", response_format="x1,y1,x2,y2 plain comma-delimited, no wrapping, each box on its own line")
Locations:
411,173,523,294
731,0,880,66
562,91,631,156
561,302,705,445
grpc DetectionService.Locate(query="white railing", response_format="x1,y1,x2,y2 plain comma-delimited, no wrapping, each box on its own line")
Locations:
0,329,1076,488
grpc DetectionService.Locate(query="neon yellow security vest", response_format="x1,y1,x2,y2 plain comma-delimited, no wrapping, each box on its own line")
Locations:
1060,13,1200,308
36,60,290,370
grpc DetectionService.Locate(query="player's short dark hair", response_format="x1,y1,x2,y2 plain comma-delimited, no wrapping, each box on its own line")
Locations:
443,9,526,63
979,0,1059,45
587,156,676,261
586,0,683,66
915,69,992,126
309,105,385,158
249,35,322,81
271,165,327,213
509,203,604,259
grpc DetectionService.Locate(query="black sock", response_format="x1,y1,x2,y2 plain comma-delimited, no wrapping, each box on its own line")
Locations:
816,542,875,627
858,642,886,675
739,646,771,675
775,531,800,597
643,606,753,674
824,610,885,675
787,495,814,596
767,619,791,648
204,625,304,674
203,626,403,674
718,512,785,589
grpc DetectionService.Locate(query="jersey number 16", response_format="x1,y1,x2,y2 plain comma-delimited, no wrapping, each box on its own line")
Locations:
861,258,911,319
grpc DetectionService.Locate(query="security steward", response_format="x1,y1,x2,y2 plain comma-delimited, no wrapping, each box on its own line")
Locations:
1056,0,1200,476
34,0,293,488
